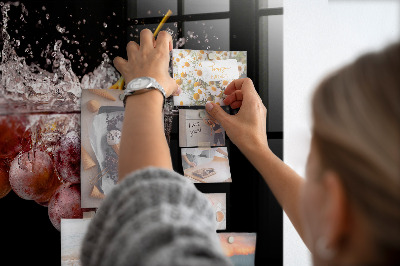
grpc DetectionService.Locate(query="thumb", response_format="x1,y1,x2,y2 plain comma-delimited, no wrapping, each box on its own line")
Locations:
205,102,231,128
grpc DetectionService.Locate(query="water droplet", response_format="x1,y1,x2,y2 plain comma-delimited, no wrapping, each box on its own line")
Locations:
174,22,178,27
187,31,194,38
82,19,86,24
45,13,50,20
101,42,106,48
42,6,46,11
103,22,107,28
113,12,116,16
147,10,151,15
165,28,174,35
56,24,66,34
134,20,138,24
175,38,186,48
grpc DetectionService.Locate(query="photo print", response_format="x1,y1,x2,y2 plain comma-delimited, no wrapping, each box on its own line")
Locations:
61,218,92,266
218,233,257,266
80,88,125,208
179,109,225,147
172,49,247,106
205,193,227,230
181,147,231,183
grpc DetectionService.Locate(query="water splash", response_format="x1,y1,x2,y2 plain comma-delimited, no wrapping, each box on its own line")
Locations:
80,53,120,90
0,2,178,140
0,2,122,113
175,37,186,48
0,3,82,113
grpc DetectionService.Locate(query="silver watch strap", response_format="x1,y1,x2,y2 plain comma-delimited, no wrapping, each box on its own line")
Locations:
120,78,166,107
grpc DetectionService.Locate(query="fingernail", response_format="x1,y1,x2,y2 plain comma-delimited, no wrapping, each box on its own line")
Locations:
177,86,182,95
205,102,214,112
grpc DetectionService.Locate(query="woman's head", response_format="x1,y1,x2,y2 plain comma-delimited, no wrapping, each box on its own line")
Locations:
302,43,400,265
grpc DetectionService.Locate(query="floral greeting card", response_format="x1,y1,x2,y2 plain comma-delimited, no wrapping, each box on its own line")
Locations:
172,49,247,106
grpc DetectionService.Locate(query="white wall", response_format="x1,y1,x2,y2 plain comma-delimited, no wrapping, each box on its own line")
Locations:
283,1,400,265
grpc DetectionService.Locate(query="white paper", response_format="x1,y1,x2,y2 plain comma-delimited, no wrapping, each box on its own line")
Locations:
199,59,239,82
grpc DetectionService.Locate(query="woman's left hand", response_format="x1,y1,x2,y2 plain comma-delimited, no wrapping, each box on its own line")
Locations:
113,29,178,97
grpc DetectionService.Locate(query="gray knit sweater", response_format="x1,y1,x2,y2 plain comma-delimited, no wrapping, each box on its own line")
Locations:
81,167,232,266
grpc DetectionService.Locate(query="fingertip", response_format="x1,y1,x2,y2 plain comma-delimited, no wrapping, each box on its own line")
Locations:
176,86,182,95
113,56,126,69
171,85,181,96
230,101,242,109
223,94,234,105
205,101,214,112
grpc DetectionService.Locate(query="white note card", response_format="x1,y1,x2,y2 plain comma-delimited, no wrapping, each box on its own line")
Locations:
199,59,239,82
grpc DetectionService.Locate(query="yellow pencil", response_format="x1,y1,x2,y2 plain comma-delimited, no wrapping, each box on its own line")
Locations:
154,9,173,37
108,9,173,90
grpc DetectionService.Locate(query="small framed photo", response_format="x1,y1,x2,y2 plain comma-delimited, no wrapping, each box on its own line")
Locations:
61,219,92,265
205,193,227,230
179,109,225,147
218,233,257,266
181,147,231,183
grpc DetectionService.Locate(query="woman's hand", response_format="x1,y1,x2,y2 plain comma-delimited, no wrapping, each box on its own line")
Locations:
205,78,269,155
113,29,178,97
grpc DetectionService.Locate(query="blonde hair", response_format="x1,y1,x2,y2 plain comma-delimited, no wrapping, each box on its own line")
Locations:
312,43,400,264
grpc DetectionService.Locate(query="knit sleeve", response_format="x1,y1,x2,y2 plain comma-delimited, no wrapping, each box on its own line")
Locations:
80,167,232,266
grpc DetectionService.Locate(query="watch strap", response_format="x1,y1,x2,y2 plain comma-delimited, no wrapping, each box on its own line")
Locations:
120,77,166,107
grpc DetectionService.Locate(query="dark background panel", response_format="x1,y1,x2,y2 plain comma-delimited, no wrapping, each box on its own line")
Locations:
4,0,127,78
0,0,284,265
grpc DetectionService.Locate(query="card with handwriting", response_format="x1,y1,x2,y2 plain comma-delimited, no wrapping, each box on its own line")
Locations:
179,109,226,147
172,49,247,106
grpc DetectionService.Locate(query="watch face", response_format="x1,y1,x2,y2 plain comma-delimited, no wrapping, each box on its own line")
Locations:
130,77,151,90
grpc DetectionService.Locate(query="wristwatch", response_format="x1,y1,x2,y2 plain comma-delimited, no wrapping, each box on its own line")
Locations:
119,77,166,107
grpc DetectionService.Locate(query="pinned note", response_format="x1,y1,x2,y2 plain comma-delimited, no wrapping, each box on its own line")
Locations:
179,109,226,148
199,59,239,82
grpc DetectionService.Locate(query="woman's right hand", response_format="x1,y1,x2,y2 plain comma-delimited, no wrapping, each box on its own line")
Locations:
205,78,269,155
